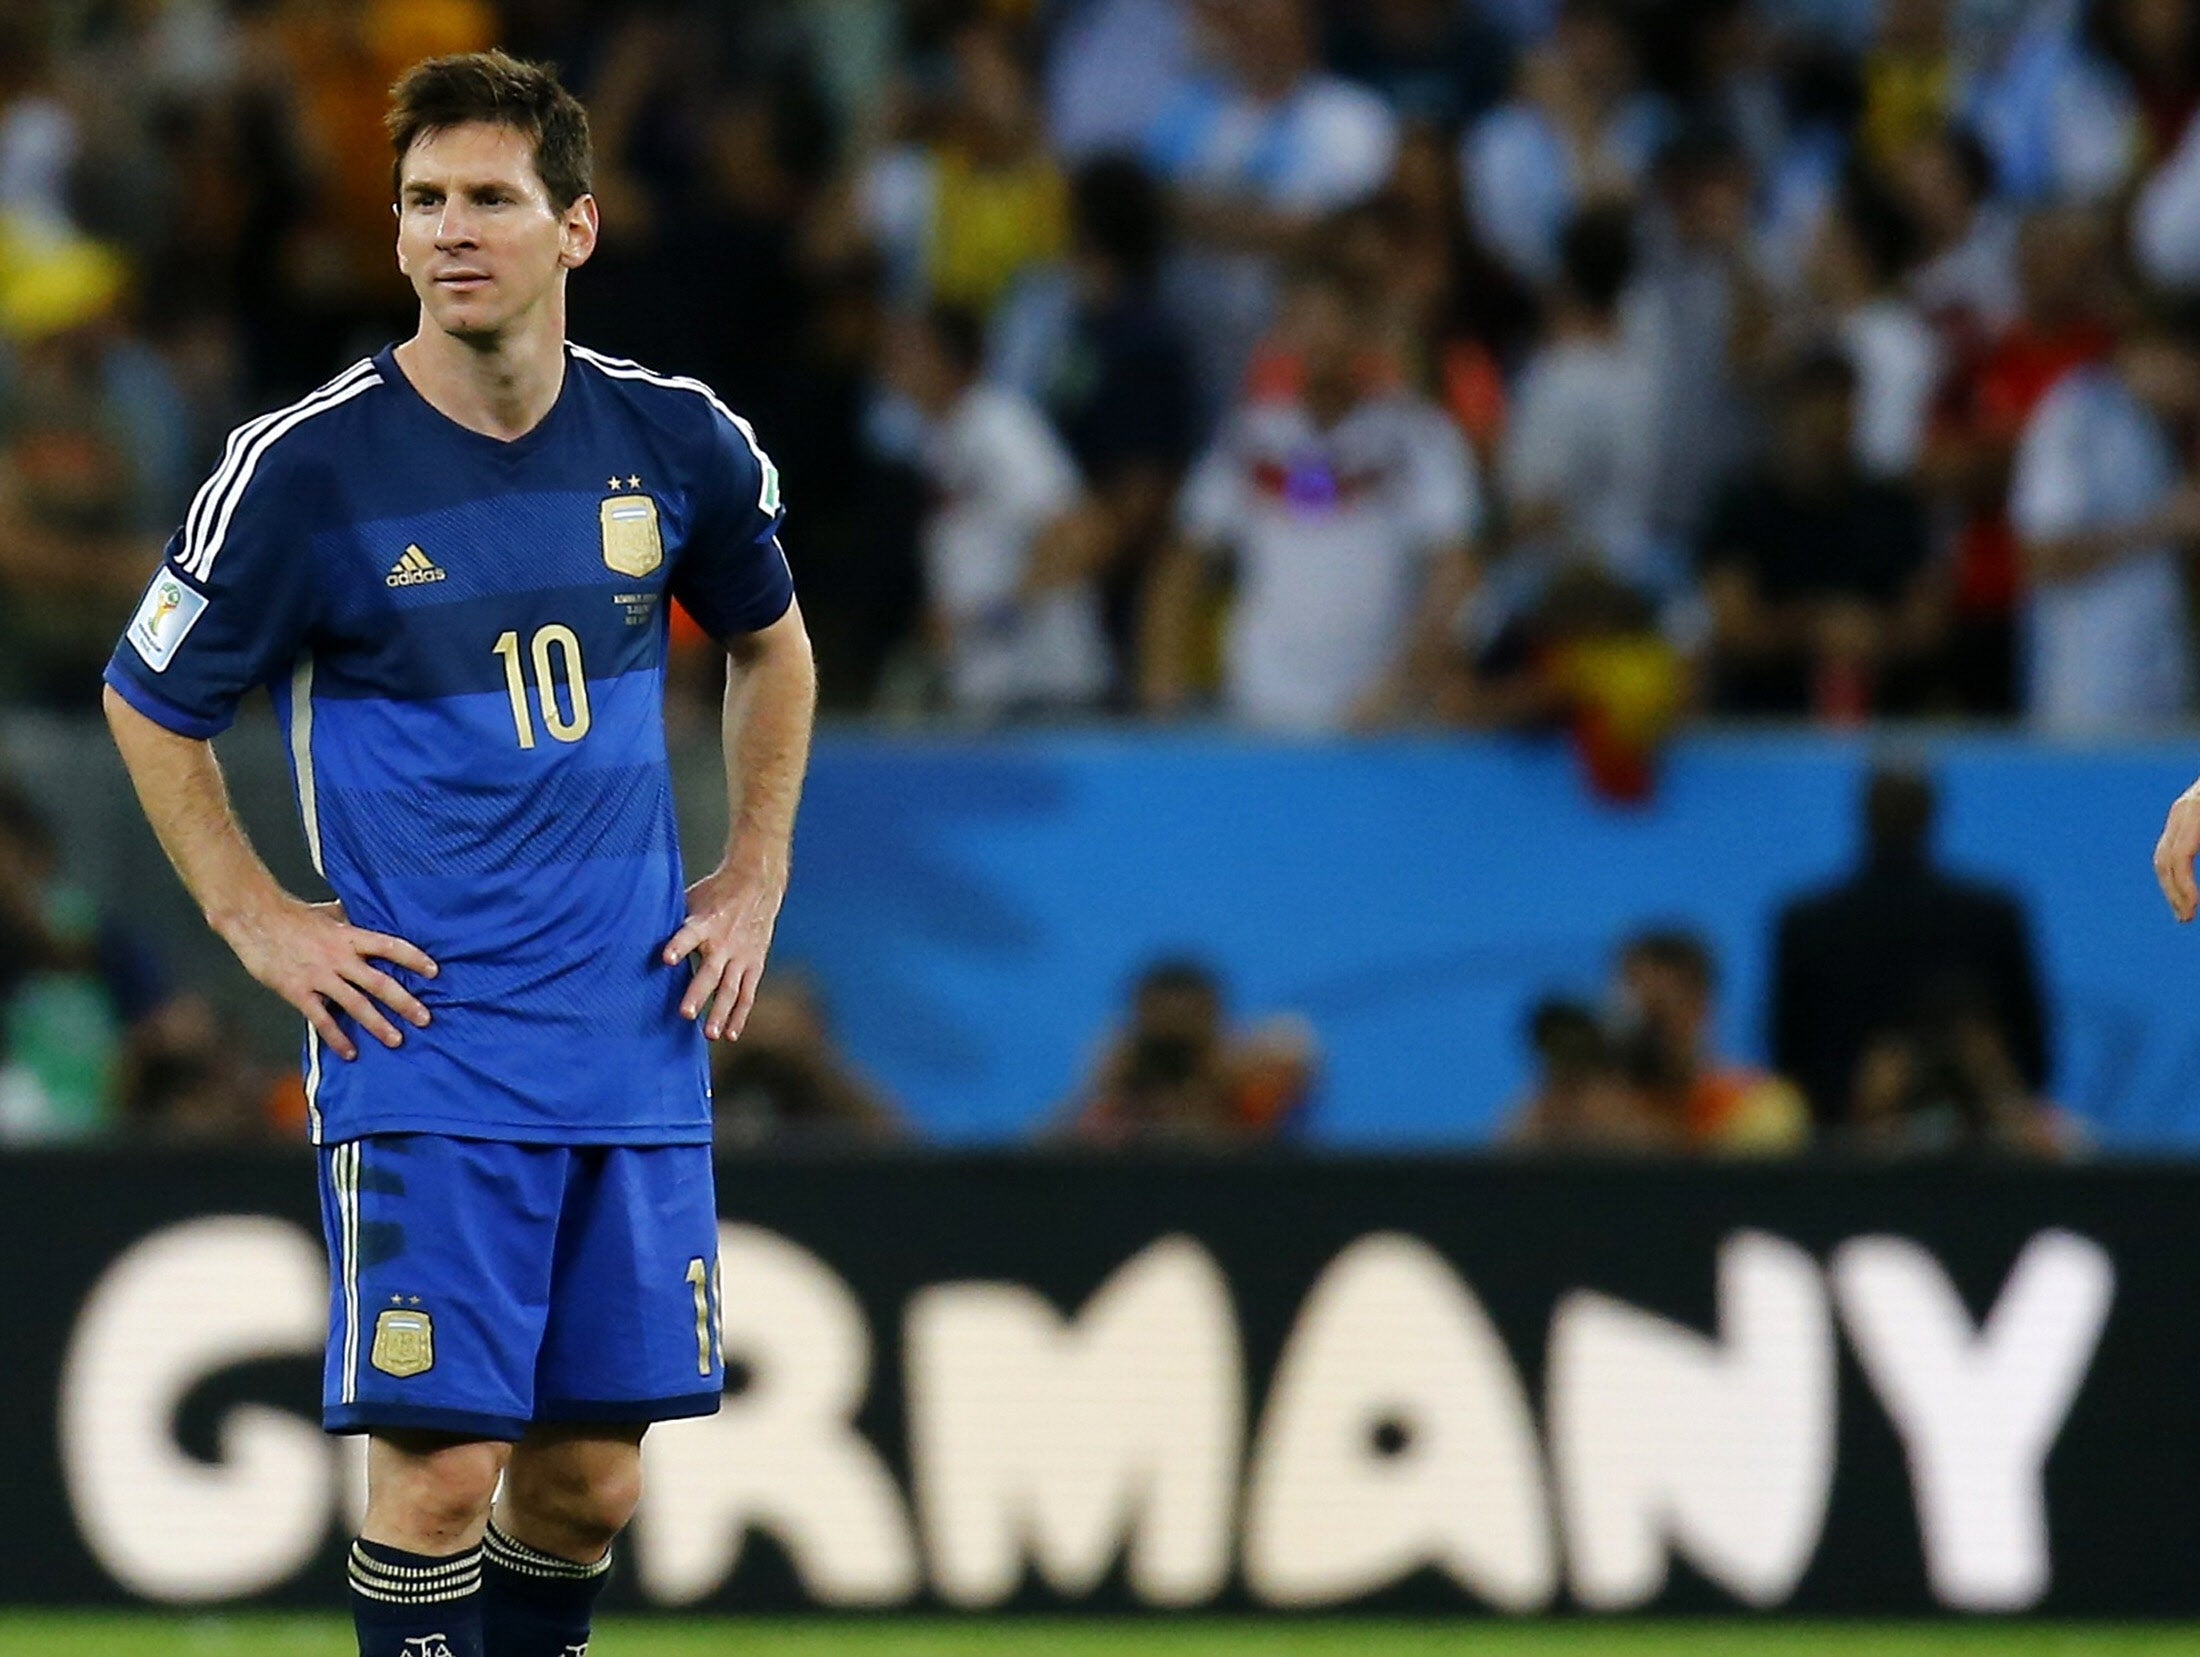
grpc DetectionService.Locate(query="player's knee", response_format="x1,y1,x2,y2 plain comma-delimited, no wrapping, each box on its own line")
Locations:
506,1442,643,1554
574,1457,644,1546
367,1436,505,1546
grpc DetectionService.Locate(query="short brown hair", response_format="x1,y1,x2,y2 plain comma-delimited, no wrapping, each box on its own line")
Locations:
386,50,592,211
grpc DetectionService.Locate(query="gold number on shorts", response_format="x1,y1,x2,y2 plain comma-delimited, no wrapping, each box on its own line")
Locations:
685,1255,714,1377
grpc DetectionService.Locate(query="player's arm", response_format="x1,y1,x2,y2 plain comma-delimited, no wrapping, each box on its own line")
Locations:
103,687,436,1060
2154,778,2200,921
663,601,817,1040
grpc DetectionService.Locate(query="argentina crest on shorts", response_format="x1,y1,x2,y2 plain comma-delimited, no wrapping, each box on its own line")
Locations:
372,1306,435,1378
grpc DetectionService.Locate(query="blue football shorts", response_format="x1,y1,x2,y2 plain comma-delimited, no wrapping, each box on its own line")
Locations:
316,1134,724,1441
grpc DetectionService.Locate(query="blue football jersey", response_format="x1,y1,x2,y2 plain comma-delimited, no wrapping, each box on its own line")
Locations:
104,343,795,1146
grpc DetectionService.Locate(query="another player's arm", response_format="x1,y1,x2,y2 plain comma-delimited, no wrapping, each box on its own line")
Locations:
2154,777,2200,921
663,599,817,1040
103,687,436,1060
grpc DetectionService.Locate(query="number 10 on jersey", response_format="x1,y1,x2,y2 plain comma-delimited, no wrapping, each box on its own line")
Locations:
494,625,592,748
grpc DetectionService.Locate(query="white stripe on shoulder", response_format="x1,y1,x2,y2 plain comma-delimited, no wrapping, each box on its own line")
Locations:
180,359,376,565
178,359,382,582
569,343,779,515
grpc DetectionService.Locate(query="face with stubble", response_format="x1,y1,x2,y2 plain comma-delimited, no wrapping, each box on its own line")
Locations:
394,121,597,346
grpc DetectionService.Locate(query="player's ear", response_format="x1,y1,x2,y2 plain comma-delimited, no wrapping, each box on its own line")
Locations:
392,202,410,276
559,194,600,272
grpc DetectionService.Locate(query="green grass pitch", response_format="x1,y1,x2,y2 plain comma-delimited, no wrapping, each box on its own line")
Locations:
4,1618,2200,1656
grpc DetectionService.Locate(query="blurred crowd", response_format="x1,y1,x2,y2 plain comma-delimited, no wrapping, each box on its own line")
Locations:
6,0,2200,758
0,0,2157,1148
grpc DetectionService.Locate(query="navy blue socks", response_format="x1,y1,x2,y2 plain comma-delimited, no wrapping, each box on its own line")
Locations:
349,1539,484,1657
480,1520,613,1657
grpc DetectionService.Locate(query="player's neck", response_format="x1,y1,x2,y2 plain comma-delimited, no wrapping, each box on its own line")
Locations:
395,311,567,443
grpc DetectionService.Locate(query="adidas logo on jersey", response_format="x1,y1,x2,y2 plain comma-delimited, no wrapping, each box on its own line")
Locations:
387,545,448,587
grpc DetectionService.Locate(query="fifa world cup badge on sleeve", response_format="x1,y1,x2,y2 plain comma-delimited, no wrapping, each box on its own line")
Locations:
600,493,663,577
126,571,210,672
371,1307,436,1378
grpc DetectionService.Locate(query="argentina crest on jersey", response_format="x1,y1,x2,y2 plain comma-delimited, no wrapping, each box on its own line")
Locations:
600,492,662,577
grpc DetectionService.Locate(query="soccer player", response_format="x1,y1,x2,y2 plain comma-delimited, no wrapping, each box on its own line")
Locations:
100,52,815,1657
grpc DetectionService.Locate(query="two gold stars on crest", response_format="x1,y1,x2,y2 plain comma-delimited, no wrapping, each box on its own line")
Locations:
606,474,642,491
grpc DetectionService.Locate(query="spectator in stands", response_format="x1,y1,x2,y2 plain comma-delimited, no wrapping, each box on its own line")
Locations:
1849,978,2080,1155
1462,0,1668,287
2009,298,2200,731
1144,255,1479,728
857,19,1068,317
1699,348,1939,718
2136,87,2200,288
1857,0,1954,183
0,9,76,236
994,158,1197,693
2085,0,2200,167
1147,0,1399,405
1614,928,1810,1153
1924,204,2116,714
1962,0,2139,207
885,303,1109,718
1480,206,1660,637
0,231,188,711
773,252,926,714
1772,764,2048,1128
1504,997,1675,1150
1058,957,1317,1145
0,779,225,1140
711,973,904,1149
1808,173,1940,478
1628,124,1775,551
1896,125,2020,332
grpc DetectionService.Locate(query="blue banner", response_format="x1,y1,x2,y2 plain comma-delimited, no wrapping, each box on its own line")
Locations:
777,731,2200,1146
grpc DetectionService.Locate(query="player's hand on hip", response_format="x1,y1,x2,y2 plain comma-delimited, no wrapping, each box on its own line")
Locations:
665,866,782,1040
2154,781,2200,922
218,896,438,1061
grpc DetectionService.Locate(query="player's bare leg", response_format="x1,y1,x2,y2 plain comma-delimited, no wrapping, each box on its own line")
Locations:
351,1432,508,1657
481,1423,646,1656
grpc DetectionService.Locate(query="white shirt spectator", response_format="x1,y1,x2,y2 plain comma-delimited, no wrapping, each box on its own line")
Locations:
1500,333,1659,587
2010,364,2194,730
919,385,1110,714
0,94,77,235
1180,392,1479,728
1842,297,1943,476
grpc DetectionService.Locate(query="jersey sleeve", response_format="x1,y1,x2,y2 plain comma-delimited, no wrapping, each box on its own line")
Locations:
102,450,320,739
671,402,797,641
